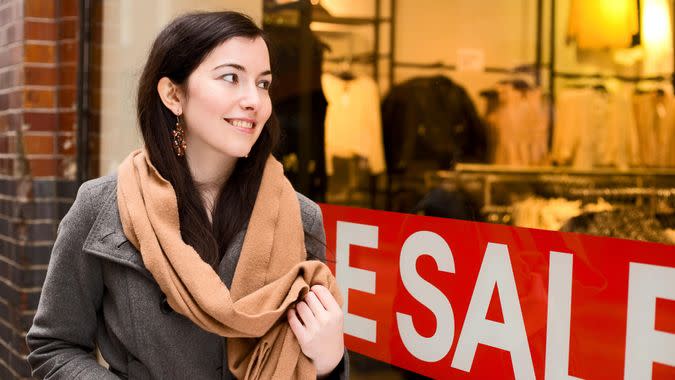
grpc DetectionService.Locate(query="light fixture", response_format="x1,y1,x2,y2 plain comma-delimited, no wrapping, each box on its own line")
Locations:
567,0,639,49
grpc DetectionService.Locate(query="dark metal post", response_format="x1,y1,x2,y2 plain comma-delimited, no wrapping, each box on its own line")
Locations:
370,0,383,209
672,0,675,93
386,0,396,211
389,0,396,89
548,0,556,150
374,0,381,86
77,0,92,184
535,0,543,86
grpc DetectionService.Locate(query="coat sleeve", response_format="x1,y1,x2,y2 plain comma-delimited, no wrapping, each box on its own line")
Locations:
303,201,350,380
26,180,120,379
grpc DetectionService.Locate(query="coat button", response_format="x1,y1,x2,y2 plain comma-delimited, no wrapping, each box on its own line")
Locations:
159,294,173,314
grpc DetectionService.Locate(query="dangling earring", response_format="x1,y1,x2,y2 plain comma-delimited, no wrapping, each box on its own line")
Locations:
172,114,187,157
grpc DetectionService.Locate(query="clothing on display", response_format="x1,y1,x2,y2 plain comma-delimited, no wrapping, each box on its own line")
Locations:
265,24,329,201
666,228,675,243
507,194,675,245
560,208,672,244
483,81,549,166
511,196,614,231
633,90,675,167
381,75,488,174
551,85,675,169
322,73,386,175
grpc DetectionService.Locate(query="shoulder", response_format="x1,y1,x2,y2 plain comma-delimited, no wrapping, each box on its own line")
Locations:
62,174,117,227
296,192,323,232
79,174,117,196
295,192,326,261
75,174,117,207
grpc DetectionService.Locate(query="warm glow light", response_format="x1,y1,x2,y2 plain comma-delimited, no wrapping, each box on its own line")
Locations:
567,0,639,49
642,0,672,53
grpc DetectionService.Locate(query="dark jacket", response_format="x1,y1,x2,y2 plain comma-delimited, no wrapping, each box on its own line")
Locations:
381,75,488,173
26,175,348,379
266,24,328,201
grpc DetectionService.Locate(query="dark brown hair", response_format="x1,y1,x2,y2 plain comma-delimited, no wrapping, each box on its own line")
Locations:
136,11,280,268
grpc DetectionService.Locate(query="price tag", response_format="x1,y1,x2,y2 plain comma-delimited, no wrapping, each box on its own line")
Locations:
457,48,485,72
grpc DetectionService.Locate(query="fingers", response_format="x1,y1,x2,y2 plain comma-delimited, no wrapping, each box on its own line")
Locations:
311,285,342,314
304,291,327,320
287,308,308,343
295,300,318,331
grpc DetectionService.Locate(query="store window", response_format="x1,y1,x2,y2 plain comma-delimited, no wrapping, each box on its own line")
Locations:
262,0,675,378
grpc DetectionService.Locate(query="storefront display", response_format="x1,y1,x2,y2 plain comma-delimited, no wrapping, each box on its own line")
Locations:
321,203,675,379
261,0,675,378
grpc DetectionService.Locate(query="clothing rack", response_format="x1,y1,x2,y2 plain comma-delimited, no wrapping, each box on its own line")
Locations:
554,71,674,83
568,187,675,198
383,0,546,210
266,0,394,207
264,0,393,200
427,164,675,218
392,61,542,76
324,52,390,64
567,187,675,218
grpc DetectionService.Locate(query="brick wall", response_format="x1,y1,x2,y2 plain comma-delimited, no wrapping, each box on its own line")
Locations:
0,0,81,378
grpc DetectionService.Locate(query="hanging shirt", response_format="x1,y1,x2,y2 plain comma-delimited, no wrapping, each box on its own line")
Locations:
322,73,386,175
488,84,549,166
552,86,641,169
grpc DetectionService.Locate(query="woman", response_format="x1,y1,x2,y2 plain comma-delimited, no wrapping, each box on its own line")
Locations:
26,11,347,379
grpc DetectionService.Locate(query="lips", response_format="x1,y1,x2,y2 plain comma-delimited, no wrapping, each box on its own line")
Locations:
224,118,256,134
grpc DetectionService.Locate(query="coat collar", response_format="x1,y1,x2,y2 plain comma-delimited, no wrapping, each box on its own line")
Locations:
80,179,246,285
82,182,153,280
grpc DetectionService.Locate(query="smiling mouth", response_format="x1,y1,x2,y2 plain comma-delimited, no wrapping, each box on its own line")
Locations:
224,118,255,129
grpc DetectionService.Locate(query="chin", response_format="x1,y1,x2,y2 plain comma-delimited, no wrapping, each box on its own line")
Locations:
224,147,253,159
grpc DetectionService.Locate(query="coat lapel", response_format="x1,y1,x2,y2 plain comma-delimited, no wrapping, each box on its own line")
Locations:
81,179,245,286
82,182,153,280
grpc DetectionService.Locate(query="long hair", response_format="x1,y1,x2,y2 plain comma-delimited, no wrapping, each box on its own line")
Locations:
136,11,280,268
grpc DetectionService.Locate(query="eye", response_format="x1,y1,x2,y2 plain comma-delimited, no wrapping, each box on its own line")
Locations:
257,80,271,90
222,73,238,83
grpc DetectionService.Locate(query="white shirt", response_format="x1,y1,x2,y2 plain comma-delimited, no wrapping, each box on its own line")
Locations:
322,73,386,175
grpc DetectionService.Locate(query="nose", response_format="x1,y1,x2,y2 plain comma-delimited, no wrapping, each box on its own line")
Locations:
239,81,260,111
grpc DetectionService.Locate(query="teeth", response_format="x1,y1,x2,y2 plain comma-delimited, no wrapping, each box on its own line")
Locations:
229,119,254,129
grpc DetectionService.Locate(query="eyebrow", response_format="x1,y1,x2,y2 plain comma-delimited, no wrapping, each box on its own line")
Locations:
212,63,272,76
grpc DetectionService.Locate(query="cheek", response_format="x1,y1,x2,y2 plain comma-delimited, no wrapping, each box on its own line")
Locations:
261,96,273,122
187,81,226,114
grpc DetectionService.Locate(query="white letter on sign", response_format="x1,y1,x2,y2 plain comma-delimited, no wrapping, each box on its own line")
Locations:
451,243,535,380
545,251,582,380
624,262,675,379
336,221,378,342
396,231,455,362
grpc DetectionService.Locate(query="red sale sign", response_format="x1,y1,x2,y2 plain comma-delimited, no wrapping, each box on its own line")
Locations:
320,204,675,380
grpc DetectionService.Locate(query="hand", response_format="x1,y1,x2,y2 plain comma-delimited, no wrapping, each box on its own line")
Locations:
287,285,344,377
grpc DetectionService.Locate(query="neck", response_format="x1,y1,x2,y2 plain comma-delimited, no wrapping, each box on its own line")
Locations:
185,149,237,219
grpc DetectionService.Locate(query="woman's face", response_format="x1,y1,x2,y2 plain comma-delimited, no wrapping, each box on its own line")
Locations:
181,36,272,160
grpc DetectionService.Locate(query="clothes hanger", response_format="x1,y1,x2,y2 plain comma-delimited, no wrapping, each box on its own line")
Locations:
335,54,355,81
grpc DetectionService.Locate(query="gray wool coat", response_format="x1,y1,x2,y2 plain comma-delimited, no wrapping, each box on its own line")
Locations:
26,175,348,379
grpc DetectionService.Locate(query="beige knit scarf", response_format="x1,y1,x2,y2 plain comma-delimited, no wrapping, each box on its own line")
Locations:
117,149,342,379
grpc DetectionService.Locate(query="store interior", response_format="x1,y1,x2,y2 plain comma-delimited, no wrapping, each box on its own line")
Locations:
262,1,675,374
263,0,675,250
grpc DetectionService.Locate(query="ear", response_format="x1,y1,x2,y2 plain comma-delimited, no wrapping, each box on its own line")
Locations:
157,77,184,115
